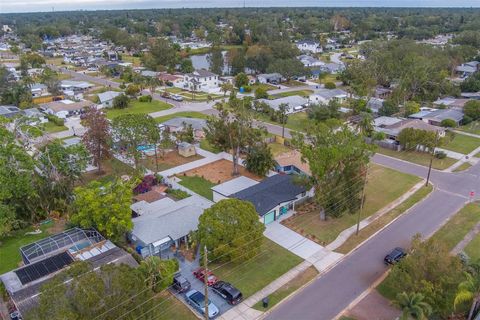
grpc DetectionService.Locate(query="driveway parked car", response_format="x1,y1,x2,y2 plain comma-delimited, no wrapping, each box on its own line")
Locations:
193,268,218,286
384,247,407,265
171,94,183,101
185,289,220,318
211,281,243,305
172,274,191,293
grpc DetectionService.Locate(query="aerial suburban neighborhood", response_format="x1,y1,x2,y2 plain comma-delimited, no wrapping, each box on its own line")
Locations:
1,4,480,320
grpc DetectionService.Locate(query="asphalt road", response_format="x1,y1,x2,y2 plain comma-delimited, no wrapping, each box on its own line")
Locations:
265,154,478,320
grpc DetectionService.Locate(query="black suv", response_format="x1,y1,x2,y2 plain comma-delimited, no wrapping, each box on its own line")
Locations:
172,274,191,293
384,247,407,265
211,281,243,305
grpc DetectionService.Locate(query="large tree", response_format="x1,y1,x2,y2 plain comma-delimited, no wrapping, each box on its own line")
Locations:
111,114,160,168
455,263,480,320
138,256,179,293
208,46,224,75
198,199,265,262
243,142,276,177
82,107,111,174
205,99,265,175
71,179,133,241
293,122,374,220
395,292,432,320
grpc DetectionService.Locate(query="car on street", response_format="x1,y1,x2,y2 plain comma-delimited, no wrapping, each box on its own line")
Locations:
211,281,243,305
185,289,220,318
171,94,184,101
384,247,407,265
193,268,218,286
172,274,191,293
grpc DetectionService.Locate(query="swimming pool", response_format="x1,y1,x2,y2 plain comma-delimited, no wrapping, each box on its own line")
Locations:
137,145,156,153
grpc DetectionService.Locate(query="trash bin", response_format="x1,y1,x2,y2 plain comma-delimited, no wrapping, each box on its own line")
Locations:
262,297,269,308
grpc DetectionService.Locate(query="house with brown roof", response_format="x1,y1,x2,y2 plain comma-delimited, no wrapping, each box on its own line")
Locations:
374,117,445,141
274,150,311,176
41,100,94,118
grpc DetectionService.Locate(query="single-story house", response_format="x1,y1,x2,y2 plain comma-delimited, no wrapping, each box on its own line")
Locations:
455,61,479,78
60,80,94,94
130,195,213,258
161,117,207,139
367,97,385,114
257,73,283,85
274,150,311,176
211,176,259,203
141,70,159,78
0,228,137,317
159,73,184,86
461,92,480,100
375,118,445,140
309,89,348,105
230,174,312,224
41,99,94,118
297,55,324,67
296,40,322,53
98,91,121,107
29,83,49,97
23,108,48,124
257,95,309,114
0,105,22,118
374,86,392,99
422,109,464,126
319,62,345,74
432,97,469,110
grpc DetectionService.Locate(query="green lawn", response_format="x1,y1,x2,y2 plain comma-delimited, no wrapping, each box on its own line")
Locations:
0,220,55,274
43,121,68,133
122,55,142,67
269,90,313,99
162,88,223,101
458,121,480,135
106,100,172,119
336,185,433,254
376,147,457,170
442,133,480,155
199,139,222,154
269,143,292,156
81,158,135,184
256,111,311,133
154,111,209,124
283,164,421,245
155,292,197,320
251,83,277,92
253,266,318,311
211,238,303,298
282,80,306,87
177,175,217,200
464,233,480,262
430,202,480,251
453,162,472,172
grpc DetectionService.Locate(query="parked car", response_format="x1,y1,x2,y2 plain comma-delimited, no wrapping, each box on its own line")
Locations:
171,94,183,101
172,274,191,293
185,289,220,318
161,92,171,98
384,247,407,265
193,268,218,286
211,281,243,305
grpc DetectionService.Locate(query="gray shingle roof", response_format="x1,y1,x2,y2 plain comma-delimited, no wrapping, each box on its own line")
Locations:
230,174,306,216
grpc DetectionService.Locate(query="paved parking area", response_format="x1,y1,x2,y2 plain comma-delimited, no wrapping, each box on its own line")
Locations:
173,254,234,318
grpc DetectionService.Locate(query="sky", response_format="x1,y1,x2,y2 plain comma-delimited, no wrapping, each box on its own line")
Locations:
1,0,480,13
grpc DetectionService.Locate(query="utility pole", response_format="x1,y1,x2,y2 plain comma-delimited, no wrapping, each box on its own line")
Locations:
425,130,439,187
356,165,368,236
203,245,209,320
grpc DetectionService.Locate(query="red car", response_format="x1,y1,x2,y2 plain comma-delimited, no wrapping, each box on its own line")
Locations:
193,268,218,286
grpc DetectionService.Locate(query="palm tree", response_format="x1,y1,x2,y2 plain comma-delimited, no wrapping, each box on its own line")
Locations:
277,103,289,138
220,82,233,97
356,112,374,137
455,265,480,320
395,292,432,320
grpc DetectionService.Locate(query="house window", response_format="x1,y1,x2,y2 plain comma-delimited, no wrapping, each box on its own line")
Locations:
284,165,292,172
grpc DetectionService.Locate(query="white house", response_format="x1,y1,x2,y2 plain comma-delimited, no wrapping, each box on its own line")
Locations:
296,40,323,54
97,91,121,108
257,95,309,114
30,83,49,97
257,73,282,84
297,55,324,68
309,89,348,105
182,69,218,91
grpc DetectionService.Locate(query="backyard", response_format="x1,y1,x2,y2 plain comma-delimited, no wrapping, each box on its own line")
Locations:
43,121,68,133
139,151,203,172
81,158,135,184
376,147,457,170
177,175,217,200
442,133,480,155
181,159,262,184
459,121,480,135
210,237,303,298
282,164,421,245
256,111,311,133
154,111,209,124
106,100,172,119
268,89,313,99
269,142,292,156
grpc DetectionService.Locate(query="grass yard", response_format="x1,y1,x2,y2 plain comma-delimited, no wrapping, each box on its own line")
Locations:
316,73,339,84
453,162,472,172
199,139,222,154
154,111,209,124
122,55,142,67
336,185,433,254
106,100,172,119
251,83,277,92
139,151,203,172
282,80,306,87
282,164,421,245
442,133,480,155
155,292,197,320
0,220,56,274
162,88,223,101
256,111,312,133
57,73,72,80
269,142,292,156
269,90,313,99
253,266,318,311
458,121,480,135
376,147,457,170
43,121,68,133
464,233,480,262
430,202,480,251
177,175,217,200
81,158,135,184
211,238,303,298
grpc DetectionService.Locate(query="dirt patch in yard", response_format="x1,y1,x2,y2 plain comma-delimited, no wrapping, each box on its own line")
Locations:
141,150,203,172
344,290,400,320
181,159,262,184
